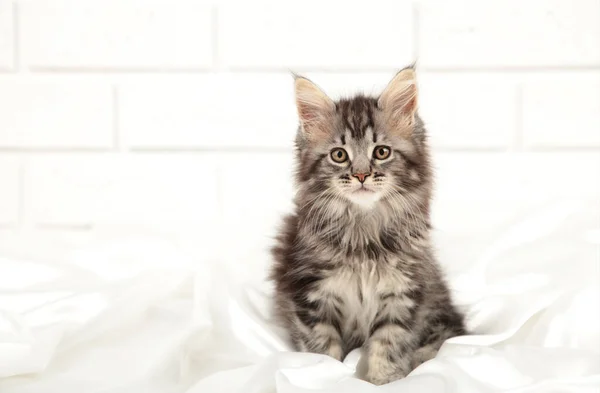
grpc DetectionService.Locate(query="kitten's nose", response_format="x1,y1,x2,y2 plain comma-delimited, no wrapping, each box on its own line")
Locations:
352,172,371,183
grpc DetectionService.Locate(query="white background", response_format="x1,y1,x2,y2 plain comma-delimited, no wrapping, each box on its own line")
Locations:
0,0,599,282
0,1,599,392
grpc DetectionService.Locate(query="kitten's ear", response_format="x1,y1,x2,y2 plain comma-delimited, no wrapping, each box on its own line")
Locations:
294,76,335,141
378,68,418,129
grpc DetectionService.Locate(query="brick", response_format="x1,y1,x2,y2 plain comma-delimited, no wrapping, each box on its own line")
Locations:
523,74,600,148
419,73,516,149
219,2,413,69
0,1,13,70
25,154,220,233
0,156,19,225
20,0,212,69
219,152,295,279
419,0,600,68
120,74,298,149
0,81,113,148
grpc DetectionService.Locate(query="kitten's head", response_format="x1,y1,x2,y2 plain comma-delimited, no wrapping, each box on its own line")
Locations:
293,67,431,211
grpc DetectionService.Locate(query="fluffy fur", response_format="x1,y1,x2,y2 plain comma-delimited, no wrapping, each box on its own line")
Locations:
270,67,466,385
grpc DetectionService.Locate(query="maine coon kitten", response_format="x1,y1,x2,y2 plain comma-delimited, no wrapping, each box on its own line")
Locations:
270,67,466,385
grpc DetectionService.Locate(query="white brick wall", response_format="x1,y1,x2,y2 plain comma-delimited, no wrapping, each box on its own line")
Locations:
419,0,600,68
0,81,113,148
0,156,19,225
20,0,213,70
25,154,219,226
522,73,600,148
1,0,599,273
418,73,518,149
0,1,13,70
120,75,297,149
218,2,413,69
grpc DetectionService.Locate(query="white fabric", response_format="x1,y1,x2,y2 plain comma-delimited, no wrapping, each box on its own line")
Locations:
1,198,599,392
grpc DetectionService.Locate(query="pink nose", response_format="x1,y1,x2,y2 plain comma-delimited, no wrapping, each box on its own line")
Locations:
352,173,371,183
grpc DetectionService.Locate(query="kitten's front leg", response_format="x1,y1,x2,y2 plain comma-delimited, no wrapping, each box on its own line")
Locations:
297,321,343,360
293,298,344,361
364,296,418,385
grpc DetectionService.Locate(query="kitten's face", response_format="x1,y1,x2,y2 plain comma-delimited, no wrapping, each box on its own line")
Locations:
294,69,427,211
317,99,412,209
329,130,390,209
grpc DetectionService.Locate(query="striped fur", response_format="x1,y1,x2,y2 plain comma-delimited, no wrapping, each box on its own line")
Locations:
270,68,466,385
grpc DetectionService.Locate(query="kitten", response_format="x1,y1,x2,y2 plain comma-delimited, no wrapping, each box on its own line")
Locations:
270,67,466,385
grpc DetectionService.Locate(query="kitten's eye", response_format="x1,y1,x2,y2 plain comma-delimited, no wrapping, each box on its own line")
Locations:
330,148,348,163
373,146,391,160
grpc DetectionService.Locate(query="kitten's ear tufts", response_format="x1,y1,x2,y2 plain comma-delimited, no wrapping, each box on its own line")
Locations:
378,68,418,127
294,76,335,140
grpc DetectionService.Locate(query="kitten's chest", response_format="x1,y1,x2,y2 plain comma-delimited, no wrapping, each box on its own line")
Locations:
318,261,413,337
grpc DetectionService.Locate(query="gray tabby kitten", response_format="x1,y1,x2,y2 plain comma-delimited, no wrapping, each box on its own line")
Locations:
270,67,466,385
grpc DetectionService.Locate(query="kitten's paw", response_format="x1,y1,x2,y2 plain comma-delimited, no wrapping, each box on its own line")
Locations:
325,343,343,361
365,369,405,386
364,357,406,385
364,349,408,385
